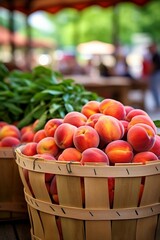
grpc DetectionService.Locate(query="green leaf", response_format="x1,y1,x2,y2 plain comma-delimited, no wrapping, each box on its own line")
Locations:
153,120,160,128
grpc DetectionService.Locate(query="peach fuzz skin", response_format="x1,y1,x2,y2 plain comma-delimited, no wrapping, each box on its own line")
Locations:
33,129,47,143
58,147,82,162
105,140,134,164
63,111,87,127
99,99,126,120
132,151,158,164
36,137,59,156
73,125,100,152
81,147,109,165
21,142,38,156
44,118,63,137
85,113,104,128
54,123,77,149
126,109,149,121
0,124,21,140
81,100,100,118
127,123,156,152
149,135,160,158
1,136,21,147
128,115,157,134
95,115,124,143
21,130,35,143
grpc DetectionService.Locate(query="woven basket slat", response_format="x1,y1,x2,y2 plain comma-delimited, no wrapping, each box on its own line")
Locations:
18,166,44,239
136,174,160,240
56,174,84,240
112,177,141,240
29,171,60,240
84,177,111,240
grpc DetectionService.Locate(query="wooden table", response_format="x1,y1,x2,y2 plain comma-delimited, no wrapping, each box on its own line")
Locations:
66,75,148,108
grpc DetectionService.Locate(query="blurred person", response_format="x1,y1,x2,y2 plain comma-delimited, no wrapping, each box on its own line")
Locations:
148,43,160,110
113,53,132,78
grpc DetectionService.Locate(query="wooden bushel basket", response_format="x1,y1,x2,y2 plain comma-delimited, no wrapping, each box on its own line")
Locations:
0,147,28,220
15,146,160,240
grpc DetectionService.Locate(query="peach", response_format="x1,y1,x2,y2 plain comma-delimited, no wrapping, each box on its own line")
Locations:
81,147,109,165
36,137,59,156
126,109,149,121
127,123,156,152
21,142,38,156
128,115,157,133
86,113,104,128
54,123,77,149
20,125,33,136
0,124,21,140
95,115,124,143
21,130,35,143
1,136,21,147
58,147,82,162
33,129,47,143
124,105,134,115
99,99,126,120
0,121,8,128
34,153,56,182
50,176,59,204
105,140,134,164
73,125,100,152
44,118,63,137
132,151,158,164
63,111,87,127
150,135,160,158
120,120,129,139
81,100,100,118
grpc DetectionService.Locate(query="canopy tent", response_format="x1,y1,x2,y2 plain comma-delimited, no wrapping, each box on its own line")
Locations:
0,0,152,15
0,0,153,69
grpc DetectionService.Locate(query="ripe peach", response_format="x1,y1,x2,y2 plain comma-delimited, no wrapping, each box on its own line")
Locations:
81,100,100,118
105,140,134,164
50,176,59,204
127,123,156,152
150,135,160,158
0,121,8,128
63,111,87,127
120,120,129,139
81,147,109,165
99,98,126,120
1,136,21,147
21,142,38,156
44,118,63,137
95,115,124,143
124,105,134,115
36,137,59,156
128,115,157,133
73,125,100,152
54,123,77,149
86,113,103,128
33,129,47,143
34,153,56,182
132,151,158,164
126,109,149,121
0,124,21,140
20,125,33,136
21,130,35,143
58,147,82,162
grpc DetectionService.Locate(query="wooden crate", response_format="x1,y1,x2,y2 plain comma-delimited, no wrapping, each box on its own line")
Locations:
0,147,28,221
15,146,160,240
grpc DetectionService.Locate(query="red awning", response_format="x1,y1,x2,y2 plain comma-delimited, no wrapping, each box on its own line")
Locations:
0,26,54,48
0,0,152,15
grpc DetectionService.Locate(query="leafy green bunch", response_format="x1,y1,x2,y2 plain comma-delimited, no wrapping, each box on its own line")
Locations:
0,63,102,130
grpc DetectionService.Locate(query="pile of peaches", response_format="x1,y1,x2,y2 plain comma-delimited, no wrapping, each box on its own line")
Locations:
1,98,160,164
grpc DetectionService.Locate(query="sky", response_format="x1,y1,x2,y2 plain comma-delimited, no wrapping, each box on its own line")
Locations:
28,11,53,32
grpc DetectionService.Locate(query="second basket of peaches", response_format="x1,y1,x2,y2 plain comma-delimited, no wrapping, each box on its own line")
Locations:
19,98,160,205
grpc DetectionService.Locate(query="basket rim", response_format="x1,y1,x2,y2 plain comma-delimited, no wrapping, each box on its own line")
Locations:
15,146,160,178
